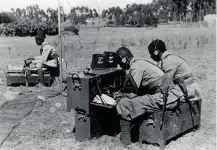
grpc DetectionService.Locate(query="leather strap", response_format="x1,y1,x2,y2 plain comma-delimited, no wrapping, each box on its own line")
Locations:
122,73,139,94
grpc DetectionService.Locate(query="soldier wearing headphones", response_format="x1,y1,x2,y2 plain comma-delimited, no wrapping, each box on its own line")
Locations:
148,39,202,102
115,47,184,146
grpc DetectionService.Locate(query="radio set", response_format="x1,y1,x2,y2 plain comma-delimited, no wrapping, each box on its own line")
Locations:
90,52,120,70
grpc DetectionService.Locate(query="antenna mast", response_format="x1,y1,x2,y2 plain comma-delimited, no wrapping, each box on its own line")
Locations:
58,0,63,91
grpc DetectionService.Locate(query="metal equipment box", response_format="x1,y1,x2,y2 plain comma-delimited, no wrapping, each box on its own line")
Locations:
67,69,125,141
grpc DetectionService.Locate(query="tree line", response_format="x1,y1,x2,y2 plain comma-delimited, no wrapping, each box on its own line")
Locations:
0,0,215,36
101,0,215,27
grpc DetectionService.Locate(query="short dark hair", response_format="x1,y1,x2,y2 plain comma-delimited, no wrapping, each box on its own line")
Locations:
148,39,166,53
117,47,133,58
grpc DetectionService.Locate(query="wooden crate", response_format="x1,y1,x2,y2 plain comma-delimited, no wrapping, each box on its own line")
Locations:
6,72,51,86
136,99,202,150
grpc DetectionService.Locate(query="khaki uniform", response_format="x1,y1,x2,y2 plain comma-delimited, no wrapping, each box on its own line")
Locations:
159,51,202,101
32,42,58,69
116,58,184,121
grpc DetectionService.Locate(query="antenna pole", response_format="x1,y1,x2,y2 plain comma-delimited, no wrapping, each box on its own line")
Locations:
58,0,63,91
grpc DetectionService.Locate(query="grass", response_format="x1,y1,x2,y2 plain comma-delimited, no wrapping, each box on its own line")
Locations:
0,26,216,150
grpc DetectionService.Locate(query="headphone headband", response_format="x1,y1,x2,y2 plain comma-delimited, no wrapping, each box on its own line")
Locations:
154,39,159,51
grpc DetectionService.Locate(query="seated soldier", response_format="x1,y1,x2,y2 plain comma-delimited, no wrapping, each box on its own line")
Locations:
27,30,59,86
148,39,202,102
115,47,184,146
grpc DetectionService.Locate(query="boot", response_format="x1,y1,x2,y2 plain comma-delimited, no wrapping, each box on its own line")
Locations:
131,121,140,143
120,119,131,146
131,115,144,143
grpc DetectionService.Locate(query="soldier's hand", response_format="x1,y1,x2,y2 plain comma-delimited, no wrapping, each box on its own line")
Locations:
113,91,125,100
126,93,137,99
113,91,120,99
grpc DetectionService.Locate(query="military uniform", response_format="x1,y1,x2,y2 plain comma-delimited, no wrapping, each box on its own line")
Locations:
116,58,184,121
32,42,58,69
159,51,202,101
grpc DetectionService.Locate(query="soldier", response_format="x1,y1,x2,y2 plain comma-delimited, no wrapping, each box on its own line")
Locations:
30,30,59,86
115,47,184,146
148,39,202,102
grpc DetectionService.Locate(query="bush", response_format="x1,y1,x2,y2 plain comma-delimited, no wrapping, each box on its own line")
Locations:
64,25,79,35
0,21,59,37
0,12,14,24
123,24,133,27
144,16,159,27
106,20,114,26
106,24,115,27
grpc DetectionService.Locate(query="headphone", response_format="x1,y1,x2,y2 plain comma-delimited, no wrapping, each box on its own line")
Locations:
153,39,159,56
118,52,127,63
121,57,127,63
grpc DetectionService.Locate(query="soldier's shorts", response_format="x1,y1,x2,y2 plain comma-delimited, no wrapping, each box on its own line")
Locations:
116,93,162,121
116,85,183,121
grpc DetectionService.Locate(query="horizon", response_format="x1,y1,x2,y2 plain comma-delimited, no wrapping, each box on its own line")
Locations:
0,0,152,14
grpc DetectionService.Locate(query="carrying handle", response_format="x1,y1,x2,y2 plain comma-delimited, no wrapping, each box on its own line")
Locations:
158,80,170,131
71,73,82,91
146,114,156,128
75,106,87,122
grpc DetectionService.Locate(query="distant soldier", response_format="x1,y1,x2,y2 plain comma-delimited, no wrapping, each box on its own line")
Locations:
112,14,117,27
28,30,59,86
115,47,184,146
148,39,202,102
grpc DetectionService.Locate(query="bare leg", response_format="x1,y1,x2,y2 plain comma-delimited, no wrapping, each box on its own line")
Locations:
38,66,45,85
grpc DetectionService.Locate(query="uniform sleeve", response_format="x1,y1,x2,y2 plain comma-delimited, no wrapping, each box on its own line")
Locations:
161,58,180,79
161,58,173,73
41,45,53,62
129,65,143,88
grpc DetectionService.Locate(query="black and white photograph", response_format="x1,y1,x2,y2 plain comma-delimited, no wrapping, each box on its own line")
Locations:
0,0,216,149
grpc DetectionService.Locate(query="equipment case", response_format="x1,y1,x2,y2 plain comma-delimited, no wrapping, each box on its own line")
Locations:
6,66,51,86
132,99,202,150
67,69,125,140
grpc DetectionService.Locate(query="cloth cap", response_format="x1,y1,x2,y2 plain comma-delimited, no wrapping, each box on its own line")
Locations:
36,30,46,40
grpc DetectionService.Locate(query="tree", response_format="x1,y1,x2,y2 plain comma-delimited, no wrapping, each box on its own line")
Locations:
68,6,94,26
16,8,22,17
0,12,14,23
101,9,108,19
93,9,98,17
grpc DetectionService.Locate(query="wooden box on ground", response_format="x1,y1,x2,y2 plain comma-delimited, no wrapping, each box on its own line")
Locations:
137,99,202,150
6,67,51,86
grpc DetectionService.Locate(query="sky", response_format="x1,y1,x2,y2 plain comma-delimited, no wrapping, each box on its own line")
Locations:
0,0,152,13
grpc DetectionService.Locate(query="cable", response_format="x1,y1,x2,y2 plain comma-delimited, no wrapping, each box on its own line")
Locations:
95,76,106,105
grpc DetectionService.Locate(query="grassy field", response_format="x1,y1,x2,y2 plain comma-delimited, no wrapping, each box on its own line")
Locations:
0,26,216,150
